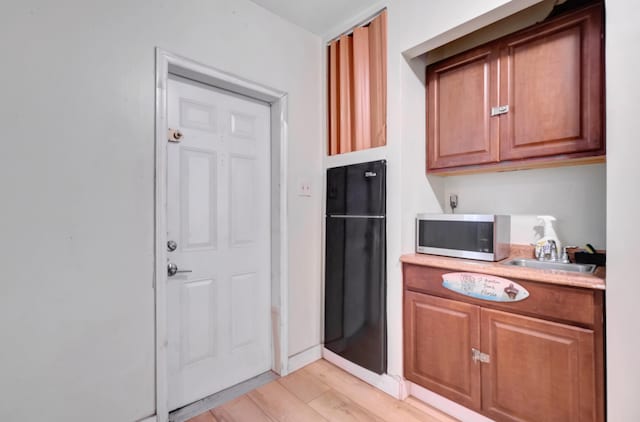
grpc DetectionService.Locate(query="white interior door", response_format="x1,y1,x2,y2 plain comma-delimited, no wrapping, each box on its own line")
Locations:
166,76,272,411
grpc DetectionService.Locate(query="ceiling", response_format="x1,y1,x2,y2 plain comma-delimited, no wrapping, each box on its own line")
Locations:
249,0,382,37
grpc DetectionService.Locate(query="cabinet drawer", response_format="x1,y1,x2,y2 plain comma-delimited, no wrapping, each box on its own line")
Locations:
403,264,598,327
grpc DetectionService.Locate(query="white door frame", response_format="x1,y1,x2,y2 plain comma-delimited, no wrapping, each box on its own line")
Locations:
154,48,289,422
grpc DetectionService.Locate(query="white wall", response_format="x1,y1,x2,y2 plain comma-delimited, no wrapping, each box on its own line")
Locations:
605,0,640,420
443,164,607,248
0,1,322,421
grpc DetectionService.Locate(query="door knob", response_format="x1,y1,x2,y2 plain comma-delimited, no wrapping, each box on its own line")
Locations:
168,262,192,277
167,240,177,252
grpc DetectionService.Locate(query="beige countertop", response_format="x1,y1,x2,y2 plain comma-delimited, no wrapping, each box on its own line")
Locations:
400,246,606,290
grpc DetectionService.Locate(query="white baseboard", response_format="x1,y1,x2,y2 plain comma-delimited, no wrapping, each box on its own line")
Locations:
137,416,157,422
288,345,323,373
322,347,407,399
407,381,494,422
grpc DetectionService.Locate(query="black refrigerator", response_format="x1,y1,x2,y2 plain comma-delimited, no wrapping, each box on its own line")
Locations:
324,160,386,374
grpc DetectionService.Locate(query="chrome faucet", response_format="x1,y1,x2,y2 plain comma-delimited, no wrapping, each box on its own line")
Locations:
535,241,577,263
549,240,558,261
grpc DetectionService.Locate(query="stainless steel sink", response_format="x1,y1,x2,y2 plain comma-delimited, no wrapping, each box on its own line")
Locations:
502,258,596,274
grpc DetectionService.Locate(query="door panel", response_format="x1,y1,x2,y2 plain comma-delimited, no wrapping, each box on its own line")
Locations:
180,278,217,366
427,47,499,169
230,111,257,139
404,292,481,410
511,27,581,145
180,98,217,132
230,272,259,349
181,148,217,249
481,308,596,422
229,155,257,246
499,5,603,160
167,76,271,410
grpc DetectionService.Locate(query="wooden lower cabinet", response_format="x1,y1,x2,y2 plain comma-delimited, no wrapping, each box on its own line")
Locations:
404,292,481,409
403,268,603,422
481,308,596,422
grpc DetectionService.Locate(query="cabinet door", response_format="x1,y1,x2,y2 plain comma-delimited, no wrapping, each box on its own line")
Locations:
481,308,596,422
499,4,603,161
427,46,499,170
404,292,481,410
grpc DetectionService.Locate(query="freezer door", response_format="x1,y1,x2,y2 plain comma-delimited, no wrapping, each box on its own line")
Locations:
326,160,386,216
324,216,386,374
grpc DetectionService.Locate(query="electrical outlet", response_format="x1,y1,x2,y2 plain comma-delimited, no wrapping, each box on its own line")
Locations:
298,179,312,197
449,194,458,212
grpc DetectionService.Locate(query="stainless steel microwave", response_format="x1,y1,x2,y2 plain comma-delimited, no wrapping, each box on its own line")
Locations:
416,214,511,261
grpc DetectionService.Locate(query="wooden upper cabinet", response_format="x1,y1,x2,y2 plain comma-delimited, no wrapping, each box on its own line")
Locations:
427,47,499,169
426,3,604,173
404,291,481,410
499,4,604,161
481,308,597,422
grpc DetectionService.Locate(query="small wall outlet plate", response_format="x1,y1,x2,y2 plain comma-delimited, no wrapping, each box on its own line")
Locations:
449,194,458,212
298,179,312,197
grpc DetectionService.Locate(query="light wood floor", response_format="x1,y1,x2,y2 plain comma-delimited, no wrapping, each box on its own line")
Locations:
187,359,458,422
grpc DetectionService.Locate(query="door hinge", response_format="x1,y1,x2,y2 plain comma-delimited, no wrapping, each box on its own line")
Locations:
168,128,183,143
472,348,490,364
490,105,509,116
